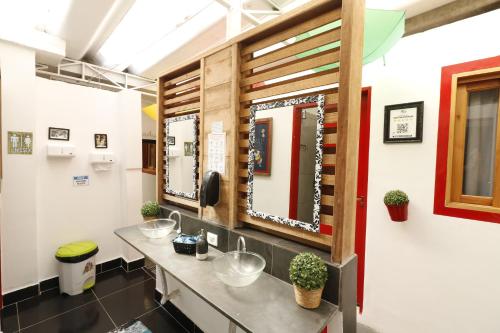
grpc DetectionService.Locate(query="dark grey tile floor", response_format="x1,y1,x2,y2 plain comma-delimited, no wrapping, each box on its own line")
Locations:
0,266,189,333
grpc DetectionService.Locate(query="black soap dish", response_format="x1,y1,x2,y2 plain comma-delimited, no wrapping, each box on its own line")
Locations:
172,234,198,255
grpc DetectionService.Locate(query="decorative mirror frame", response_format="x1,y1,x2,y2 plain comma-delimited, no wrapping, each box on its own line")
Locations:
164,114,199,200
247,95,325,233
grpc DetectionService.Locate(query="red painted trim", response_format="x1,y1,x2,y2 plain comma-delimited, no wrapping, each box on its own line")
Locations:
319,224,333,235
322,164,335,168
289,106,303,220
323,143,336,148
324,123,337,128
322,327,328,333
355,87,372,313
434,55,500,223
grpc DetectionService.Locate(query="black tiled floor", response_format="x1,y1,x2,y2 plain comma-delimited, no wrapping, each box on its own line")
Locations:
139,307,189,333
1,304,19,333
18,288,96,329
93,267,151,298
99,279,157,326
21,301,114,333
2,266,190,333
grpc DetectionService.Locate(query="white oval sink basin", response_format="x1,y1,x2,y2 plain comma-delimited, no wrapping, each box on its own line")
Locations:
213,251,266,287
138,219,176,239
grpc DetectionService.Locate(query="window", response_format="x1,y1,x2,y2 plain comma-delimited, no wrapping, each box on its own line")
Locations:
142,139,156,175
435,55,500,222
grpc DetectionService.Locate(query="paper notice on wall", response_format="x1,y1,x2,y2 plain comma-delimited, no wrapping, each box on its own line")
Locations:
207,133,226,175
73,175,90,186
211,121,224,134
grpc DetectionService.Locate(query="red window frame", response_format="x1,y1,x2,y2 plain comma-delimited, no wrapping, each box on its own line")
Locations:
434,55,500,223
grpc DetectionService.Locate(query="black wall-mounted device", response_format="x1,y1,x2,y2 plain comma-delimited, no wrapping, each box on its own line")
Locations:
200,171,220,207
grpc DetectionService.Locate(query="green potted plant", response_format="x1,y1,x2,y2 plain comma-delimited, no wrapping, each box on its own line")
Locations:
289,252,328,309
384,190,409,222
141,201,161,221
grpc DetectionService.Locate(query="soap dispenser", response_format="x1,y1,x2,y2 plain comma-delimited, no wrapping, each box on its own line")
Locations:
196,229,208,261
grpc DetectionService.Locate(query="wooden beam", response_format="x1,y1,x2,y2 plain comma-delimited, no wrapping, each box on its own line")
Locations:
332,0,365,264
405,0,500,36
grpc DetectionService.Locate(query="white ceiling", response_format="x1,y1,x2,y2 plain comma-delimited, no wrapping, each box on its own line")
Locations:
0,0,458,79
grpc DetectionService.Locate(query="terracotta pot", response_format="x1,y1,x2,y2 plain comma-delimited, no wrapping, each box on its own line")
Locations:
143,216,158,222
386,203,408,222
293,285,324,309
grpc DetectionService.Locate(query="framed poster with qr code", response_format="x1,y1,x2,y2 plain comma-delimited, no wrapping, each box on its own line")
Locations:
384,101,424,143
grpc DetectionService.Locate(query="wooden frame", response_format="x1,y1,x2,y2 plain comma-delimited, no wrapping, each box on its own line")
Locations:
156,0,366,263
383,101,424,143
434,56,500,224
447,71,500,211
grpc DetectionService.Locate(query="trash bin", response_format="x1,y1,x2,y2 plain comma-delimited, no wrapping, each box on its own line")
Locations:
55,241,99,296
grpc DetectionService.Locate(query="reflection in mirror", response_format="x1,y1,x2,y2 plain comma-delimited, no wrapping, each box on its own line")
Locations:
164,114,199,200
247,95,325,233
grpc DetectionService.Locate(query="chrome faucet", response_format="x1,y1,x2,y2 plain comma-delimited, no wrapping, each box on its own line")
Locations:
168,211,182,234
237,236,246,252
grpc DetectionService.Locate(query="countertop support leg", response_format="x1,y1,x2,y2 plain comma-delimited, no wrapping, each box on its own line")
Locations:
160,268,179,304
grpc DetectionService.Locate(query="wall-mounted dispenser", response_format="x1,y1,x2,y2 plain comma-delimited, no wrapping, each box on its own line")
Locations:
200,171,220,207
47,144,75,157
89,152,115,171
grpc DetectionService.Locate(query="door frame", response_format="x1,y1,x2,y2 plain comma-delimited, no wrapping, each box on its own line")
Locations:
355,87,372,313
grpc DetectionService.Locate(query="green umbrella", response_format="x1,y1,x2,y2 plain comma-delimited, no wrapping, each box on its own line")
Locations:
294,9,405,71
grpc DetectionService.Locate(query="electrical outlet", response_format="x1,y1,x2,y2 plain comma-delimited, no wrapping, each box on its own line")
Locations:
207,232,218,247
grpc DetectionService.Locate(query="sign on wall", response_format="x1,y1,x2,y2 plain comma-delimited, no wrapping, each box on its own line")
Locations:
207,132,226,175
73,175,90,186
383,101,424,143
8,131,33,154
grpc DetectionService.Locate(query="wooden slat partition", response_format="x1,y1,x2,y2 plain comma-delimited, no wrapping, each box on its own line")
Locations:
158,62,201,212
236,2,344,249
163,65,201,116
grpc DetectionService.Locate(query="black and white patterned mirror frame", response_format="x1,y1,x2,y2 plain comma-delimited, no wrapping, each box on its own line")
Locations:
164,114,199,200
247,95,325,233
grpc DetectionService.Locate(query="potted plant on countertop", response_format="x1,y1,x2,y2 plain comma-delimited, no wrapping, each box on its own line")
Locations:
289,252,328,309
141,201,161,222
384,190,409,222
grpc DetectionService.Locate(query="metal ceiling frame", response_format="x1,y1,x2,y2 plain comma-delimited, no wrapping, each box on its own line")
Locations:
36,58,156,97
215,0,282,25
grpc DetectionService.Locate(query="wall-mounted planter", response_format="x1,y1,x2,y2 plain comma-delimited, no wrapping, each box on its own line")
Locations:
384,190,409,222
386,203,408,222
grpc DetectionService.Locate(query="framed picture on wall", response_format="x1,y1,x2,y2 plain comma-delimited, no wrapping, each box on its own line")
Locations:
383,101,424,143
184,142,194,156
48,127,70,141
254,117,272,176
167,136,175,145
94,134,108,148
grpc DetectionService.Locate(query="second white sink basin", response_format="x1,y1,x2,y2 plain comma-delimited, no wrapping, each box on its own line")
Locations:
213,251,266,287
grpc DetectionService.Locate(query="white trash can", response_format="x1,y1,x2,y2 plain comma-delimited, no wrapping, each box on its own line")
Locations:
55,241,99,296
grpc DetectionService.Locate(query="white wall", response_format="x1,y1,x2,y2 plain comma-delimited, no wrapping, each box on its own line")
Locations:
0,38,143,292
0,40,38,292
360,10,500,333
253,107,293,217
34,79,143,282
141,111,157,202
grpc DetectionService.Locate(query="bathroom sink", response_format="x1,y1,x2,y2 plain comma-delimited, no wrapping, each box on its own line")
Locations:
138,219,176,239
213,251,266,287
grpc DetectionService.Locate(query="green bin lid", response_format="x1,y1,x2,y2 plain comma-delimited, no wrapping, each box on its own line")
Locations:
56,241,98,258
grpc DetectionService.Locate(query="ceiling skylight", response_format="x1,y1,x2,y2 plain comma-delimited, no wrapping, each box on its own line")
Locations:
0,0,71,35
97,0,226,72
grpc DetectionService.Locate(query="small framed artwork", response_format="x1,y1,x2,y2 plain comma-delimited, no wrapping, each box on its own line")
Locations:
184,142,194,156
254,117,272,175
48,127,70,141
384,101,424,143
167,136,175,146
94,134,108,149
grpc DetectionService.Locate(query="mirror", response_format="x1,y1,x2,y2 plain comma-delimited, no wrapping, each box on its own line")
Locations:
164,114,199,200
247,95,325,233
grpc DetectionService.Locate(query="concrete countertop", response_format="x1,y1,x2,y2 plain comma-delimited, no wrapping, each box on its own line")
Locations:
115,225,337,333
